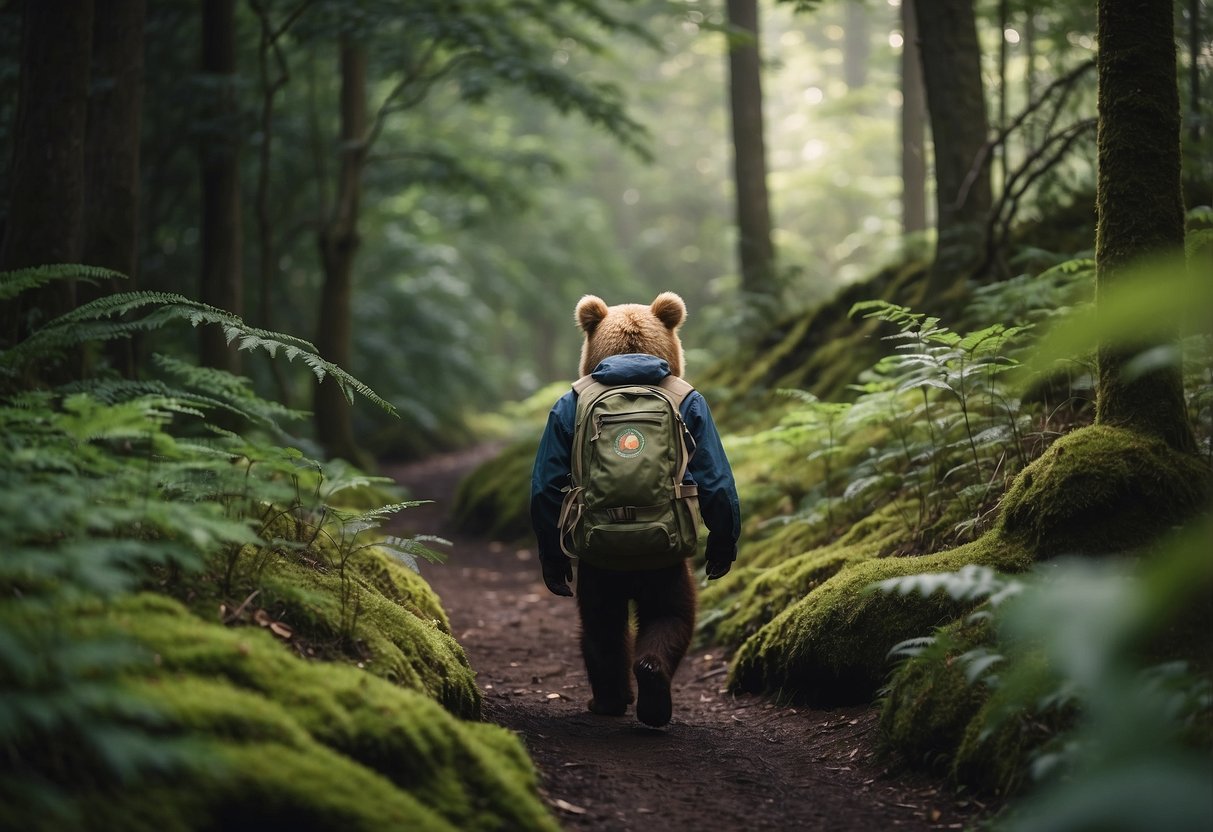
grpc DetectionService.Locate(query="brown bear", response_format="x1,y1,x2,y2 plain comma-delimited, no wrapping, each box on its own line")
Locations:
530,292,741,727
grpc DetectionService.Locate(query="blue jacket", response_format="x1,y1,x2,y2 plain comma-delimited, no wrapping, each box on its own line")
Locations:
530,354,741,567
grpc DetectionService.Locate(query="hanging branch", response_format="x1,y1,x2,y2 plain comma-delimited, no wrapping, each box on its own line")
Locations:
982,118,1098,276
953,59,1095,212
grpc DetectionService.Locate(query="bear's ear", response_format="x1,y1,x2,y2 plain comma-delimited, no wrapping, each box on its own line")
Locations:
575,295,609,334
650,292,686,331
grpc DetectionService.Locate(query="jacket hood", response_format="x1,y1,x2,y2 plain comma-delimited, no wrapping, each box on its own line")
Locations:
589,353,671,385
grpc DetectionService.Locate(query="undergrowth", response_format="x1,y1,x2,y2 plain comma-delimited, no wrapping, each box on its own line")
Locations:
0,266,556,829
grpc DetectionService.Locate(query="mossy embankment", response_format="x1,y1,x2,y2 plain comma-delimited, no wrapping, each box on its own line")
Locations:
45,591,557,832
6,506,558,830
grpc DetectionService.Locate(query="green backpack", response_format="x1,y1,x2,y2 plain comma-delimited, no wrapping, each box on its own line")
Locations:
557,374,701,568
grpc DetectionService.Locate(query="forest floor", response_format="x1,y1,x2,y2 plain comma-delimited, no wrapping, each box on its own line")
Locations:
386,447,994,832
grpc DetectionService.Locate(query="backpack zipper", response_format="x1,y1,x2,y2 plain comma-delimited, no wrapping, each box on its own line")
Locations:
591,411,665,440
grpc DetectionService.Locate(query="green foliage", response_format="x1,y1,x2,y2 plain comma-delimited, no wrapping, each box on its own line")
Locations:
452,438,540,542
2,289,395,413
0,271,553,829
878,520,1213,831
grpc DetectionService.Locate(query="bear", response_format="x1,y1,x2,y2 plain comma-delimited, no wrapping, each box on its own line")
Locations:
529,292,741,727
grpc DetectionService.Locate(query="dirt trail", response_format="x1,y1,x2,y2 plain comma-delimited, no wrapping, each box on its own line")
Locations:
386,448,988,832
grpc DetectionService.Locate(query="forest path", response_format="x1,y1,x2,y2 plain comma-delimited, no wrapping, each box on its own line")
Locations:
385,447,985,832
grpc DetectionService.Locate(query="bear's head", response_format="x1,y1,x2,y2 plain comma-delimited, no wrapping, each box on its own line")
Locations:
574,292,687,378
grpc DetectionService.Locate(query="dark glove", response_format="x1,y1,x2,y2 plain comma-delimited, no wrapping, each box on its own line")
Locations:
705,537,734,580
542,556,574,597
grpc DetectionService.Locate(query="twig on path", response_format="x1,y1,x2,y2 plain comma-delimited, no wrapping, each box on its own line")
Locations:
694,666,728,682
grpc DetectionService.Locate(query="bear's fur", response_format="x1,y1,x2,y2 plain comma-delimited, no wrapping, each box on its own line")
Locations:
573,292,696,726
575,292,687,378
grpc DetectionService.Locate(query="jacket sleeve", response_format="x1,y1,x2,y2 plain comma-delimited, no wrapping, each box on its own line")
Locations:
530,392,576,566
682,392,741,563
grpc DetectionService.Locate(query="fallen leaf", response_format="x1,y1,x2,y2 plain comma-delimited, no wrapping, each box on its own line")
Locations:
551,799,587,815
269,621,293,639
253,609,271,626
930,809,942,822
546,692,562,700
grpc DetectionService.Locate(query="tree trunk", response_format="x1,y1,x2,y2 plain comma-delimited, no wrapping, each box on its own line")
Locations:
900,0,927,236
996,0,1009,193
1094,0,1195,453
1189,0,1201,144
198,0,243,373
843,1,869,92
313,39,367,465
0,0,94,343
725,0,777,300
82,0,145,377
1023,2,1037,154
913,0,991,305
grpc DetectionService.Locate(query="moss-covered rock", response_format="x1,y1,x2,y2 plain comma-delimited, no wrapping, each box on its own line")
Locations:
52,594,559,832
878,616,994,772
997,425,1212,557
703,502,913,647
728,535,1033,705
452,438,538,542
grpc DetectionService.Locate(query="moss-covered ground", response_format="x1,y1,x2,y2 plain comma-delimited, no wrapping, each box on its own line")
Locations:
46,593,557,832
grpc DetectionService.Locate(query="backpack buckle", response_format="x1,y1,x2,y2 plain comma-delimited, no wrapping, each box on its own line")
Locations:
606,506,637,523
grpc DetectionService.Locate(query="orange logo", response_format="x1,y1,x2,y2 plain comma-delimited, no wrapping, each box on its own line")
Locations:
613,427,645,458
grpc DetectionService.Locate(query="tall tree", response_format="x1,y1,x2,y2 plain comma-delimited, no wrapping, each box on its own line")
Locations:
82,0,146,376
0,0,95,342
900,0,927,236
913,0,991,305
198,0,243,373
313,38,367,465
1094,0,1195,453
726,0,777,300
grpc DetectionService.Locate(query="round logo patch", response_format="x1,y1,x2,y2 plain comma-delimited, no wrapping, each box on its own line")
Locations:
612,427,645,458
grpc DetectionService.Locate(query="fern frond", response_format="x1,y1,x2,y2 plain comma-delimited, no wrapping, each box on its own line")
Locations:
4,292,397,415
0,265,126,301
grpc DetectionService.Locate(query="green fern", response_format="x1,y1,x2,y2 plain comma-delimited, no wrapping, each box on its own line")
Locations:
3,291,396,414
0,264,125,301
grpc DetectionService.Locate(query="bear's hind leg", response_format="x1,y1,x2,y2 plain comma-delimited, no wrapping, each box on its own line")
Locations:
577,564,633,715
633,562,696,727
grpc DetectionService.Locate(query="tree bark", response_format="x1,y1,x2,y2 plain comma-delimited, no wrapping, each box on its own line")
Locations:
313,38,367,465
913,0,991,305
82,0,145,376
0,0,94,343
198,0,243,373
1189,0,1201,144
725,0,777,300
900,0,927,236
1094,0,1195,453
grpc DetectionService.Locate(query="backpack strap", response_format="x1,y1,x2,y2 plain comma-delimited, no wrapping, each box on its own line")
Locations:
657,376,698,500
657,375,694,410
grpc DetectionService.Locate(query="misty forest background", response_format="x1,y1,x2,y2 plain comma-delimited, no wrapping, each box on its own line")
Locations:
1,0,1211,830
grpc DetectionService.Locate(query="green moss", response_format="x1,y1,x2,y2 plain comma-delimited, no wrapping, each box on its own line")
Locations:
704,502,913,648
998,425,1212,557
951,651,1065,796
357,545,452,632
245,555,480,718
60,595,559,832
452,438,538,541
878,616,994,771
728,534,1033,704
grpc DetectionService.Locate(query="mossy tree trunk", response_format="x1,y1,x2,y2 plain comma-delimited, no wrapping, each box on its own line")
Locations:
198,0,243,374
913,0,991,305
1094,0,1196,454
725,0,777,301
0,0,94,343
313,38,367,465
